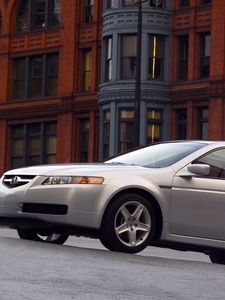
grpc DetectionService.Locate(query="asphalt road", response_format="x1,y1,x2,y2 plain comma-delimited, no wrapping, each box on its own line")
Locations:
0,229,224,300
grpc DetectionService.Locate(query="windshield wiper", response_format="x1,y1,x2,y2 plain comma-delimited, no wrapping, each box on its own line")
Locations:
105,161,126,165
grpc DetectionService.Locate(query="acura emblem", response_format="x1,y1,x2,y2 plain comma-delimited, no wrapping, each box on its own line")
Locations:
11,176,21,187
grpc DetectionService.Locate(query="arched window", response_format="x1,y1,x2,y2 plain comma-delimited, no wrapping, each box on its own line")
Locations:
16,0,60,32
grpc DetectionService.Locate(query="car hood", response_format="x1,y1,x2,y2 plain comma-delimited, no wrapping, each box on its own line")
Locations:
4,163,150,177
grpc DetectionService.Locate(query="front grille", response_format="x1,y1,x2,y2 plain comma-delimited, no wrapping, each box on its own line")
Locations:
22,203,68,215
3,175,36,189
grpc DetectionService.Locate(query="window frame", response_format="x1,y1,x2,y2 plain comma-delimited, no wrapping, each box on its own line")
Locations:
146,109,163,144
199,32,210,79
180,0,190,7
148,34,165,81
10,121,57,168
79,118,90,162
82,48,92,92
120,35,137,80
104,37,113,82
103,110,110,159
118,108,135,154
16,0,61,33
13,53,59,100
177,35,189,81
176,108,187,140
197,107,208,140
85,0,94,23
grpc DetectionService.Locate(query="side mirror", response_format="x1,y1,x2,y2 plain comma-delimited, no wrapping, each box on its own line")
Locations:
187,164,210,176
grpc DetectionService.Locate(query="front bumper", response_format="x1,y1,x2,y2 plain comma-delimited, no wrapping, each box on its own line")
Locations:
0,176,118,230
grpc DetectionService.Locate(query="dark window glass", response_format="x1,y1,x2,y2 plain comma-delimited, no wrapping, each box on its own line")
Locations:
197,107,208,140
178,35,189,80
48,0,60,27
147,109,162,144
194,149,225,179
180,0,189,7
201,0,211,5
46,54,58,96
121,35,137,80
200,33,210,78
13,54,59,100
32,0,46,29
16,0,61,32
150,0,164,8
80,119,89,162
105,37,112,82
85,0,94,23
0,12,2,33
82,49,92,92
11,122,57,168
176,108,187,139
118,109,135,153
17,0,29,32
103,111,110,159
13,58,27,99
148,35,164,80
30,56,43,98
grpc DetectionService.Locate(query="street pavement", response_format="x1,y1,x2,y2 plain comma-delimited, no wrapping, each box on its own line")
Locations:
1,228,225,300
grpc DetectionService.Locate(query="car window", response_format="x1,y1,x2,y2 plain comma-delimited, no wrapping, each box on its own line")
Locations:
193,148,225,179
106,142,205,168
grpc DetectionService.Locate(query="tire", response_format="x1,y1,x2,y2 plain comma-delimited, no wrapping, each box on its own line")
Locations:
17,228,69,245
209,252,225,265
100,193,156,253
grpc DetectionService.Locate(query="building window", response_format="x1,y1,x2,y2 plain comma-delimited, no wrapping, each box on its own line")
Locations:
178,35,189,80
180,0,190,7
16,0,61,32
150,0,164,8
147,109,162,144
199,33,210,79
121,35,137,80
13,57,27,99
176,108,187,139
85,0,94,23
118,109,135,153
82,49,92,92
148,35,164,80
201,0,211,5
105,37,113,82
46,54,59,96
48,0,61,27
106,0,115,8
13,53,59,99
122,0,136,6
80,119,89,162
103,111,110,159
197,107,208,139
11,122,57,168
0,12,2,33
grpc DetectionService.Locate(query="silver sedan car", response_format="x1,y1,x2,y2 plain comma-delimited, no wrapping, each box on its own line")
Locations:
1,141,225,264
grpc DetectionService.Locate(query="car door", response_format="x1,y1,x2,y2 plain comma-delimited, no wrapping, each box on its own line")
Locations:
170,148,225,241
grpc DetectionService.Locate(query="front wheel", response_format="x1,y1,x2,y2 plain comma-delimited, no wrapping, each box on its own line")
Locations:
100,193,156,253
209,252,225,265
17,228,69,245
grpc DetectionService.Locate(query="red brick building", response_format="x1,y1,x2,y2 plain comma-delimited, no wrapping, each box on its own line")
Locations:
0,0,102,174
171,0,225,142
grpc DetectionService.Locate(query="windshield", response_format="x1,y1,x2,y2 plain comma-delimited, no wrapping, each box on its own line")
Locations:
105,142,206,168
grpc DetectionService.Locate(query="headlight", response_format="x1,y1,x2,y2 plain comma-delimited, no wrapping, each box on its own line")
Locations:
42,176,104,185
